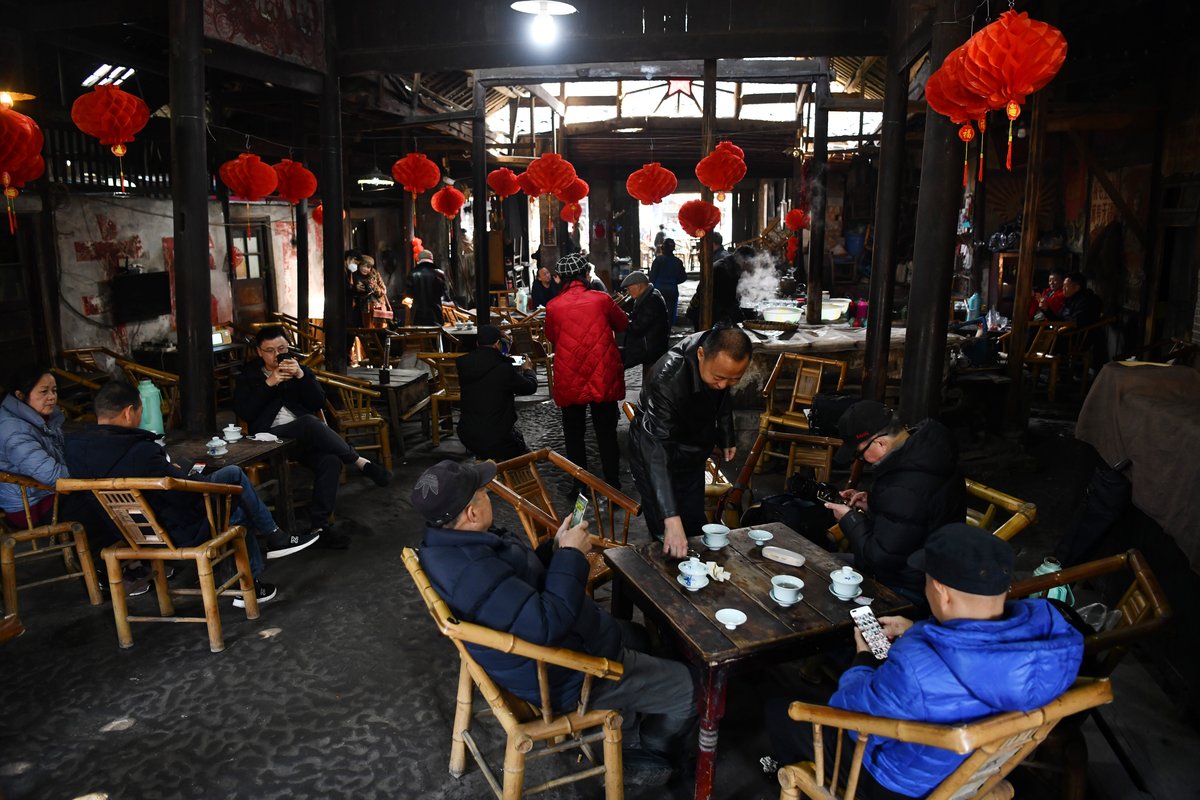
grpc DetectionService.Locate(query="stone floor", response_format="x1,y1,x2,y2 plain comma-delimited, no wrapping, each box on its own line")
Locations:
3,323,1199,799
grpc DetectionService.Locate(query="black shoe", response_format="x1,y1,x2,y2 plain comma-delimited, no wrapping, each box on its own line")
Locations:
312,525,351,550
265,527,320,559
622,748,674,787
232,579,277,608
362,461,391,487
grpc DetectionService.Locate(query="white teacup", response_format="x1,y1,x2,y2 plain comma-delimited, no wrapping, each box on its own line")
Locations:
702,523,730,549
830,566,864,598
678,557,708,589
222,425,243,442
771,575,805,603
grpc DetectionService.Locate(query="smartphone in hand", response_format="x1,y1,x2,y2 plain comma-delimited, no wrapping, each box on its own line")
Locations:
188,461,206,477
570,493,589,527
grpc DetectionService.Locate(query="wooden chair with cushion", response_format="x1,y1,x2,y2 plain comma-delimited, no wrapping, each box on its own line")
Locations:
56,477,260,653
117,361,182,430
0,472,102,623
313,371,393,471
490,449,640,595
417,352,465,446
757,354,848,474
777,678,1114,800
402,547,624,800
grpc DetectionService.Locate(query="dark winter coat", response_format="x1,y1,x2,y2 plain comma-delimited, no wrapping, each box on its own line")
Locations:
648,254,686,291
544,281,628,407
530,279,558,309
622,288,670,369
406,262,447,325
418,525,623,710
233,359,327,434
0,393,68,513
457,347,538,454
831,599,1084,796
839,420,966,595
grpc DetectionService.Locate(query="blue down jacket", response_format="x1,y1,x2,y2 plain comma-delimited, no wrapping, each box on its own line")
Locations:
0,393,68,513
418,525,622,710
830,599,1084,797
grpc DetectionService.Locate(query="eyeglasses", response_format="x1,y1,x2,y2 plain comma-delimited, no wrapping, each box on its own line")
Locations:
259,345,291,356
856,435,883,460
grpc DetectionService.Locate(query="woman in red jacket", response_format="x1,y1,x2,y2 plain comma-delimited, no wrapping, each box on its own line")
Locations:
545,252,629,490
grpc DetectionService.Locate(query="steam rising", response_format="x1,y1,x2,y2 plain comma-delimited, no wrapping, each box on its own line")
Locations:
736,250,790,309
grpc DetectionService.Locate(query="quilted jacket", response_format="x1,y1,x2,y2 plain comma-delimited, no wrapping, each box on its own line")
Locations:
545,281,628,407
831,599,1084,796
0,393,68,513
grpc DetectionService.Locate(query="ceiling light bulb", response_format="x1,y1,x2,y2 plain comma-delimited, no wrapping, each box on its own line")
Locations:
530,12,557,45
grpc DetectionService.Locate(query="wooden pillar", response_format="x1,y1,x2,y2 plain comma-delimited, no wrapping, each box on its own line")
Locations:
320,0,347,373
806,72,829,325
168,0,214,434
899,0,971,422
473,78,490,323
296,198,309,323
699,58,717,330
863,0,910,401
587,166,613,279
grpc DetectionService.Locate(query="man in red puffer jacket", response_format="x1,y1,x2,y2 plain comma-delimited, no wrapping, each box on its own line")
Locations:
545,252,629,491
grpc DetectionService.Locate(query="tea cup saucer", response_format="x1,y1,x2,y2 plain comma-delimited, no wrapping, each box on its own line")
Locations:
770,589,802,607
829,584,862,601
677,574,709,592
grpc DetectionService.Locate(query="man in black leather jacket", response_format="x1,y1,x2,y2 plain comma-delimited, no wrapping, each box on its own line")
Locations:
406,249,447,326
629,327,752,557
457,325,538,460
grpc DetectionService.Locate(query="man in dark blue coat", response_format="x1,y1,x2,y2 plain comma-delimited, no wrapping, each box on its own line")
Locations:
414,460,695,785
456,325,538,461
766,524,1084,798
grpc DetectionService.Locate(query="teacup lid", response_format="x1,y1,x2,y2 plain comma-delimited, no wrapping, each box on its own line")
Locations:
831,566,863,584
223,423,239,431
207,436,224,446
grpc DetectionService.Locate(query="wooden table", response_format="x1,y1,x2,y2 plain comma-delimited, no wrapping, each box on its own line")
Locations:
345,366,431,454
165,434,298,534
604,522,909,800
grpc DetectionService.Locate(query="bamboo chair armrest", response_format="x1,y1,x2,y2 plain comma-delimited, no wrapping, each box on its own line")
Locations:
57,477,244,496
488,479,560,533
51,368,103,390
761,355,788,397
314,373,382,398
121,362,180,382
0,470,56,494
543,450,639,514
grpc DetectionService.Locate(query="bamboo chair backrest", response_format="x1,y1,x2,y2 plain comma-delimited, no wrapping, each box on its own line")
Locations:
763,354,848,418
963,479,1037,542
418,352,465,398
61,346,122,375
402,547,623,723
313,372,382,422
0,471,59,534
1007,549,1170,679
784,678,1113,800
56,477,239,551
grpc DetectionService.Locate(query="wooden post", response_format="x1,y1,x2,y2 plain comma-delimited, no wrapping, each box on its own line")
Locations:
700,58,717,331
168,0,214,434
296,198,309,324
320,0,347,374
863,0,910,401
806,70,829,325
474,78,491,324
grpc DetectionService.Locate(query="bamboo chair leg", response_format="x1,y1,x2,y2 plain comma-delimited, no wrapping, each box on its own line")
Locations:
71,528,102,606
195,554,225,654
1,537,18,617
450,659,473,777
431,398,442,446
379,422,393,471
232,535,259,620
105,552,133,649
754,418,771,473
778,765,802,800
501,735,530,800
602,712,624,800
152,560,174,615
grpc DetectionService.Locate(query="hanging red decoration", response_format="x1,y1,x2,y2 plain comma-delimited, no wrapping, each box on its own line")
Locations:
311,204,346,225
925,45,990,125
678,199,721,238
220,153,278,201
626,162,677,205
958,123,976,187
70,85,150,193
526,153,577,196
272,159,318,204
784,209,810,231
556,177,589,206
516,171,542,198
560,203,582,224
0,105,44,233
977,117,988,182
695,147,746,201
390,153,441,197
487,167,521,199
430,185,466,219
411,236,424,262
787,236,799,263
715,141,744,160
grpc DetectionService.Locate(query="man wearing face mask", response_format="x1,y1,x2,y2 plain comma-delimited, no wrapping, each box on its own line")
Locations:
456,325,539,461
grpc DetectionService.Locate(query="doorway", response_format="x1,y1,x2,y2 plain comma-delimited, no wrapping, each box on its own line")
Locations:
230,219,276,327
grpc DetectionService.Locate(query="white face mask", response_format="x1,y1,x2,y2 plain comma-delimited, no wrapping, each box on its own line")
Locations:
346,262,359,273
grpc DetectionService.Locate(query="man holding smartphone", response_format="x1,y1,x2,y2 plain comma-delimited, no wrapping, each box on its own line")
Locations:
456,325,538,461
235,325,392,549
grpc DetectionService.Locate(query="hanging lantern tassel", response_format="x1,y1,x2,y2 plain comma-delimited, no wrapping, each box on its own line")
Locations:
958,123,976,188
110,144,128,194
1006,102,1020,171
977,118,987,183
2,173,15,234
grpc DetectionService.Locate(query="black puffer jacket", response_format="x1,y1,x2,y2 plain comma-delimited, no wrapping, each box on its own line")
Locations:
629,330,735,520
233,359,326,434
406,262,447,325
457,347,538,453
839,420,966,595
622,287,670,369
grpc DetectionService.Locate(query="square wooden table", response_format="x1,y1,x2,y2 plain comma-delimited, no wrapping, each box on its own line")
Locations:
165,434,298,534
345,366,431,454
604,522,910,800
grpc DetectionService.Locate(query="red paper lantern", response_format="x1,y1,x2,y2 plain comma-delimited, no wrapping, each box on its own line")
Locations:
678,199,721,238
430,185,465,219
695,148,746,201
557,177,589,205
516,171,542,198
70,85,150,193
487,167,521,199
390,153,441,196
784,209,810,231
626,162,677,205
560,203,582,224
312,204,346,225
220,153,278,201
272,159,318,204
925,45,991,125
526,153,576,196
0,105,44,233
787,236,799,263
715,141,744,160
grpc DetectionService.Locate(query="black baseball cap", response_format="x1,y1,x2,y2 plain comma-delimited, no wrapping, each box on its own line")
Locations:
834,400,894,465
907,523,1015,596
411,460,497,527
477,325,504,347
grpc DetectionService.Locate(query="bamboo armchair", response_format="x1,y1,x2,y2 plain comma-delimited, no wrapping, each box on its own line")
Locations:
51,368,102,422
60,346,122,379
490,449,640,594
402,547,624,800
778,678,1114,800
0,471,102,624
117,361,181,430
313,370,393,471
505,323,554,395
417,352,466,446
56,477,259,653
757,354,848,474
964,479,1037,541
714,430,844,529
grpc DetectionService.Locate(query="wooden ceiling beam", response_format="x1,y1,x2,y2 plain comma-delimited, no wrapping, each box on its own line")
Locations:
843,56,879,93
523,82,566,116
474,59,826,86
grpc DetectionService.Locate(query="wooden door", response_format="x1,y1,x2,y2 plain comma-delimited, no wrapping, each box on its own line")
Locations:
0,217,46,373
230,221,275,328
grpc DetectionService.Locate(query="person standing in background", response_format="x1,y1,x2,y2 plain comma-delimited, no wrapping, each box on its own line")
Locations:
648,238,686,325
406,249,447,326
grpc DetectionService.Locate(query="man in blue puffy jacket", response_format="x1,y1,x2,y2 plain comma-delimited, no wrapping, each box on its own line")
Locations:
766,524,1083,799
415,460,696,786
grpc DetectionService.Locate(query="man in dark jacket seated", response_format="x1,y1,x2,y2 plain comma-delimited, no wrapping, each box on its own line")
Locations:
765,525,1084,799
823,401,966,607
619,270,670,386
234,325,390,549
64,381,318,607
415,460,696,785
629,326,752,558
456,325,538,461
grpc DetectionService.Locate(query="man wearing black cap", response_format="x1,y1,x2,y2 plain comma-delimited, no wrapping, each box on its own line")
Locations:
415,460,697,785
456,325,538,461
823,400,966,604
765,524,1084,798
